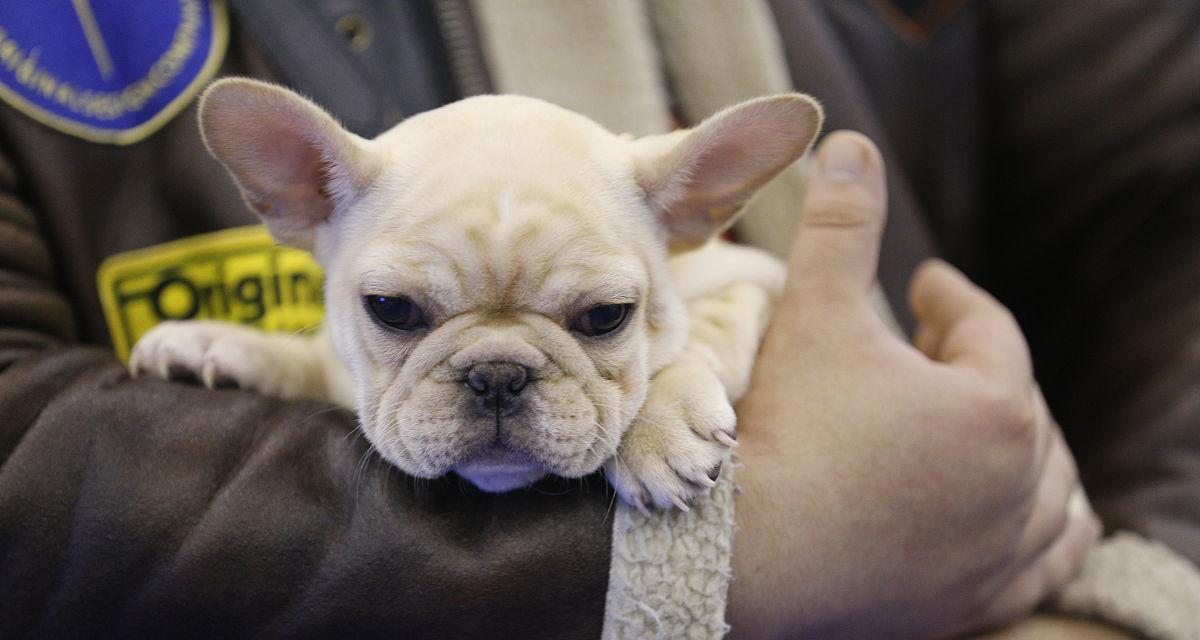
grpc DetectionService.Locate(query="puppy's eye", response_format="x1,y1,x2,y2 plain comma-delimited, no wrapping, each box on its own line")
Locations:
365,295,427,331
572,303,632,337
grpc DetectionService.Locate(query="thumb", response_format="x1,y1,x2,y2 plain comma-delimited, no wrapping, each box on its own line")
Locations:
784,131,888,314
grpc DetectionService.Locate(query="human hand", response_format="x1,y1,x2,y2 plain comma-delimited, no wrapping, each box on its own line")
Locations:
726,131,1101,638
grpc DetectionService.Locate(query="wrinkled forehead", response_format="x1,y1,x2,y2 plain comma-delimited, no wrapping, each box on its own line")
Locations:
339,96,661,314
353,182,652,316
374,93,635,198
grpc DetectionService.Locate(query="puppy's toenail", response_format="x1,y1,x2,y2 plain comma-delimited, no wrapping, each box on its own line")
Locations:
707,464,722,481
715,430,738,447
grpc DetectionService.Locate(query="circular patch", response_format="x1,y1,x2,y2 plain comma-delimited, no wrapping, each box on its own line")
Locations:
0,0,228,145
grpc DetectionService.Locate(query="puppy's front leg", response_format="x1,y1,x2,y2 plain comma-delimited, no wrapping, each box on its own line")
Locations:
605,350,736,513
606,241,784,512
130,321,352,406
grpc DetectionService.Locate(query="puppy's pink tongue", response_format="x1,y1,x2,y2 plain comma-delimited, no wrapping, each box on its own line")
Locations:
455,446,545,493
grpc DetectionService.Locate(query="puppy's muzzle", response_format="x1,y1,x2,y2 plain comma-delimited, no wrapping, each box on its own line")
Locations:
464,361,530,418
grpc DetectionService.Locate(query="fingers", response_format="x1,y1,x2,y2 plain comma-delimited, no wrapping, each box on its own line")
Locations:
909,259,1032,385
783,131,888,314
979,486,1101,628
913,322,942,359
977,413,1101,630
1017,422,1080,559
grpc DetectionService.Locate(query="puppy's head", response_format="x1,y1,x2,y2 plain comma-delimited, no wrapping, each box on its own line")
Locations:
199,79,821,491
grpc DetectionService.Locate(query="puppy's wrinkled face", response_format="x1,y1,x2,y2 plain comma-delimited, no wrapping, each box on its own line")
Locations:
324,100,676,490
199,82,821,492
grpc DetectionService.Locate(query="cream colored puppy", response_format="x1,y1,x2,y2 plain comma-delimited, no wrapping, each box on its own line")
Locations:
131,79,821,512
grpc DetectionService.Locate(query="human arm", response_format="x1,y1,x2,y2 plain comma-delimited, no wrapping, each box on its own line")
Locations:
0,141,613,639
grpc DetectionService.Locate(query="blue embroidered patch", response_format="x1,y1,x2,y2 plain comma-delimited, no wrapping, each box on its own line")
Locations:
0,0,228,145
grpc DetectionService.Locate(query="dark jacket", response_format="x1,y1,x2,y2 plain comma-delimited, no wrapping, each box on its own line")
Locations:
0,3,610,638
1,1,1198,637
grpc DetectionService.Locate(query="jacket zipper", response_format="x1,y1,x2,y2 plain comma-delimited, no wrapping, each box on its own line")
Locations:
431,0,489,97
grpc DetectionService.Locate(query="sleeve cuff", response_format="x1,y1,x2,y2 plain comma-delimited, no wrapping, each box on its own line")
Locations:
1049,530,1200,639
602,455,737,639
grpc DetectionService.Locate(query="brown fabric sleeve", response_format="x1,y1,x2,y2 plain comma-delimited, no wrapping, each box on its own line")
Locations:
0,143,611,639
1050,532,1200,639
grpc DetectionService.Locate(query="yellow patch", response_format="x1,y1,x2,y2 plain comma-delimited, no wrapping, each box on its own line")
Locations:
97,225,324,363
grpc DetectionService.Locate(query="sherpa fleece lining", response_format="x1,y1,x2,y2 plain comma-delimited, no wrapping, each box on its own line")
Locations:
603,459,737,640
1052,531,1200,640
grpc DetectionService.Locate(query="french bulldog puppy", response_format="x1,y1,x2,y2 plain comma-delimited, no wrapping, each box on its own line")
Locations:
131,79,822,512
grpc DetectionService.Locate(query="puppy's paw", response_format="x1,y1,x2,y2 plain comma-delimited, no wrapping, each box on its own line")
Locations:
129,320,318,399
605,365,735,514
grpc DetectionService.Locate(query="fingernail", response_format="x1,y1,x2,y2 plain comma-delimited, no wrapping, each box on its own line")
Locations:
820,135,867,182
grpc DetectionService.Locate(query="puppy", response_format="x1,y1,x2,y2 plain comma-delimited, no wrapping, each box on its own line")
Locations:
131,79,821,512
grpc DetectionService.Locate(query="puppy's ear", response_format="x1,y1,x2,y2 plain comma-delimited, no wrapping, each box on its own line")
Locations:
632,94,822,251
198,78,379,250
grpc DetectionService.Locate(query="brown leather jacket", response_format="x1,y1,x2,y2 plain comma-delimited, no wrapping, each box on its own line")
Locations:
1,1,1197,637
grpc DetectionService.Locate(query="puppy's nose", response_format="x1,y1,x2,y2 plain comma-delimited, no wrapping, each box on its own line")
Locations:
465,362,530,405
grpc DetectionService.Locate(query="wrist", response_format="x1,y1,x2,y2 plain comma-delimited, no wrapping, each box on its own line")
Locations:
969,614,1136,639
726,426,791,639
